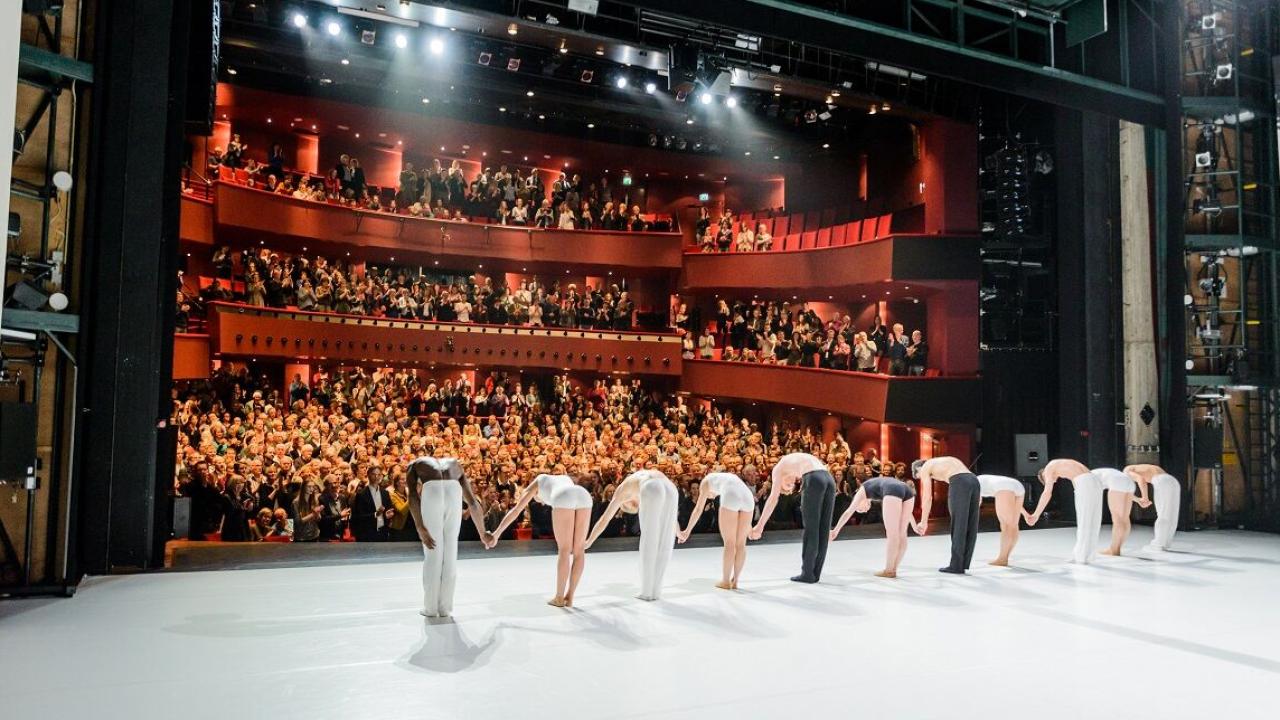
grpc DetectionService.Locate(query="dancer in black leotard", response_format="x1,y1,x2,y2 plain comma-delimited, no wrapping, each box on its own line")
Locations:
831,477,921,578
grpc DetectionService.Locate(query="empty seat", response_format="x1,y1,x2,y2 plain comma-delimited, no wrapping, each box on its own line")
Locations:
816,227,832,248
801,230,817,249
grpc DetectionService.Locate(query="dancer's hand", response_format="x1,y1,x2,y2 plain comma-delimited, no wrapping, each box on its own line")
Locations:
828,528,840,542
584,538,594,551
1023,511,1039,527
916,520,929,535
676,530,690,544
1137,497,1152,509
480,531,494,547
419,532,436,550
484,535,499,550
748,525,763,541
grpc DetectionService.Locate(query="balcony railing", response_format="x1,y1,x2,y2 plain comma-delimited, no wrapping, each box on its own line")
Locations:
680,359,979,425
205,302,683,375
186,181,685,273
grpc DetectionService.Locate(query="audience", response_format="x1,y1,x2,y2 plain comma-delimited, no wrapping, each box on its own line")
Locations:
678,298,929,375
181,246,654,331
172,365,905,543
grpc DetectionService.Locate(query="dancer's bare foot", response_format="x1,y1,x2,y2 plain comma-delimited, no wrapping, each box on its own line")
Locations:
715,581,733,590
1099,548,1118,556
563,596,574,608
875,570,897,579
547,597,567,608
731,580,739,590
989,559,1009,567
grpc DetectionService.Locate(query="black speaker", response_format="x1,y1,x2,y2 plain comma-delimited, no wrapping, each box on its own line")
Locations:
183,0,220,135
1193,419,1223,468
0,402,38,480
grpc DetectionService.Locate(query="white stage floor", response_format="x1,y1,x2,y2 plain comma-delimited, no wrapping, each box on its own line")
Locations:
4,527,1279,719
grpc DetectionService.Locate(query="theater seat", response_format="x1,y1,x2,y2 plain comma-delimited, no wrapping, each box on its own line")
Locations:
924,368,941,377
816,227,832,248
264,535,291,543
801,230,817,249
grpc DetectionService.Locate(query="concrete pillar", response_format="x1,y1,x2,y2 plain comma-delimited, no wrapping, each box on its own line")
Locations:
1119,120,1161,465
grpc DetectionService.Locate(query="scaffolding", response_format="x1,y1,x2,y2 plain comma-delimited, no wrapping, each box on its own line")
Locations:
1179,0,1279,527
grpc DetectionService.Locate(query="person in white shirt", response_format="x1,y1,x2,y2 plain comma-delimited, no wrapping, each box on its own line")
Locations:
698,329,716,359
453,298,471,323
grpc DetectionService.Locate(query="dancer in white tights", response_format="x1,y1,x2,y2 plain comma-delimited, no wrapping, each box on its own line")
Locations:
677,471,756,590
1124,463,1181,551
406,457,492,618
976,474,1026,566
1026,458,1103,564
490,473,592,607
585,469,679,601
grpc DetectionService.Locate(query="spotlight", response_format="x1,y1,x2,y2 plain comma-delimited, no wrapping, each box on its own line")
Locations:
394,33,407,49
478,51,491,66
507,22,518,36
685,118,693,125
507,58,521,71
644,82,656,94
615,76,628,89
587,123,595,129
292,12,307,28
361,29,376,45
822,143,830,149
699,92,712,105
580,70,594,83
429,38,444,54
422,97,430,104
558,40,568,54
526,89,535,97
725,96,737,108
227,67,237,75
1215,63,1233,81
327,20,341,36
340,58,349,65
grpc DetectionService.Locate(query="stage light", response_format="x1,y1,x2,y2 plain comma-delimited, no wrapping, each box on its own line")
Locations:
699,92,712,105
725,96,738,108
327,20,341,36
507,22,518,36
685,118,693,125
744,151,751,156
772,155,779,160
499,106,507,112
292,12,307,28
822,143,830,149
644,82,656,94
422,97,430,103
830,89,841,97
615,76,628,89
539,114,546,120
580,70,594,83
478,51,491,66
341,57,350,65
587,123,595,129
868,105,877,115
559,40,568,54
428,37,445,55
526,90,535,97
394,33,407,49
507,58,522,71
227,67,237,75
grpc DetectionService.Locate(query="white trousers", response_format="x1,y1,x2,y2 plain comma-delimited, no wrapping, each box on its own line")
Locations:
421,480,462,616
1072,472,1104,564
1147,474,1181,551
637,475,679,600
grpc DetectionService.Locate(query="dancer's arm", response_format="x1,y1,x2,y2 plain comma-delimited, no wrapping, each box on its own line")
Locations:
585,479,635,549
749,481,782,540
1127,468,1153,509
1024,477,1056,525
916,469,934,535
829,487,867,541
405,479,435,549
678,481,710,543
458,477,493,545
489,483,537,545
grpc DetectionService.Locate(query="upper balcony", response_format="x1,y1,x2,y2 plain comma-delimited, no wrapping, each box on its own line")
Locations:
205,302,683,375
680,360,980,425
681,233,981,294
182,182,684,275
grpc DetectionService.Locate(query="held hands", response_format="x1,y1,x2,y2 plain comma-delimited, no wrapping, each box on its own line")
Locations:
676,529,691,544
480,531,495,548
748,525,763,541
1137,498,1153,509
915,520,929,536
1023,510,1039,526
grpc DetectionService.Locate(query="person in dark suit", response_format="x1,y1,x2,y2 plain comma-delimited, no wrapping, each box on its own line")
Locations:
351,474,394,542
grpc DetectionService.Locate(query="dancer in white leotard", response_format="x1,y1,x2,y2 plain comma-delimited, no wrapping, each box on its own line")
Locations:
1124,464,1180,551
405,457,493,618
489,473,593,607
1092,467,1150,556
677,471,756,590
976,474,1027,566
585,469,680,601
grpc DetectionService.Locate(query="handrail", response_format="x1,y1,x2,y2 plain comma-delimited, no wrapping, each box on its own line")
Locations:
682,358,978,380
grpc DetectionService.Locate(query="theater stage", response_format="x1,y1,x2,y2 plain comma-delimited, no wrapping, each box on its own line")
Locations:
3,527,1278,720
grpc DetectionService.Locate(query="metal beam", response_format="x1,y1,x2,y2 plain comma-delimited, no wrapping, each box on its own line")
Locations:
613,0,1166,125
1,309,81,334
18,43,94,85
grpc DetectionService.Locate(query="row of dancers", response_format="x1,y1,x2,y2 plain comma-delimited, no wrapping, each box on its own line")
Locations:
406,453,1182,617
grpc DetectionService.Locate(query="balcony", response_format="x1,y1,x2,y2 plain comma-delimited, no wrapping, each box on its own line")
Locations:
681,233,981,293
679,360,980,425
186,182,684,274
205,302,683,375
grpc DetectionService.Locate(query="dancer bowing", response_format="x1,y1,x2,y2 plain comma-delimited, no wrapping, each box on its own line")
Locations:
489,473,593,608
830,476,920,578
677,471,756,590
976,474,1027,566
1092,466,1150,556
1123,464,1180,551
584,469,680,601
1025,458,1103,564
751,452,835,584
913,456,982,574
406,457,493,618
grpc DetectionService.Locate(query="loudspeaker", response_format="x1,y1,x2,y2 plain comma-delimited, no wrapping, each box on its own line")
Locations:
1193,420,1223,468
183,0,220,135
0,403,38,480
